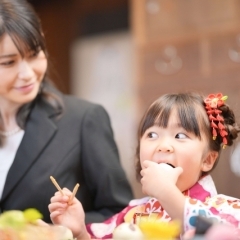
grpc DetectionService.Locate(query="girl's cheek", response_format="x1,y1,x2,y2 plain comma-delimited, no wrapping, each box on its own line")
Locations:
139,153,145,168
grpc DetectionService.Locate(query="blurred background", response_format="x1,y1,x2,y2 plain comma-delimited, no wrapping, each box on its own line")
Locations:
29,0,240,198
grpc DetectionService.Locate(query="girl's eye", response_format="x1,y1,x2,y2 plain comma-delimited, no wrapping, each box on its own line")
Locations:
29,51,39,58
175,133,188,139
147,132,158,139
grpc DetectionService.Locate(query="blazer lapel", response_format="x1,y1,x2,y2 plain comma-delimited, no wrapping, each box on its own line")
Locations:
1,100,57,201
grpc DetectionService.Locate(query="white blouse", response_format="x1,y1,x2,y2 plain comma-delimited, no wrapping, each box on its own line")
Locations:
0,130,24,199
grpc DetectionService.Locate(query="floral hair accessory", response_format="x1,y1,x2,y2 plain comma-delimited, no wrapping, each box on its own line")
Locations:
204,93,228,149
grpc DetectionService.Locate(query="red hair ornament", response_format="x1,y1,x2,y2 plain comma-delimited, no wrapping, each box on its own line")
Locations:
204,93,228,149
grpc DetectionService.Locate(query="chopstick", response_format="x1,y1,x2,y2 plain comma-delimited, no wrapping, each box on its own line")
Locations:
50,176,80,204
50,176,64,196
68,183,80,205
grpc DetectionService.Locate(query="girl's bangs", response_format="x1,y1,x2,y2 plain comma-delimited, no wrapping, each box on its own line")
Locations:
140,100,171,136
140,94,203,138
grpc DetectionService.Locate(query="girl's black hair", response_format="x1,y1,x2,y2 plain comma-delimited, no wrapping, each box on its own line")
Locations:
0,0,63,146
135,92,240,180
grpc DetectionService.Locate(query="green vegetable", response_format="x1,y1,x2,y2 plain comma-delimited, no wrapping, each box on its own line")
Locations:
23,208,43,223
0,208,43,229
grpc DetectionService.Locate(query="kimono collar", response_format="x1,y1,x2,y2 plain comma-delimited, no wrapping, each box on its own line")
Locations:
144,175,217,214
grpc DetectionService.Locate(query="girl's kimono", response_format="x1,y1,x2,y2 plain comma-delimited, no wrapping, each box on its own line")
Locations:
86,175,240,239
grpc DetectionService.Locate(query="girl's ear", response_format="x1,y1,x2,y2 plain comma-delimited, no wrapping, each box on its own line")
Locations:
201,151,218,172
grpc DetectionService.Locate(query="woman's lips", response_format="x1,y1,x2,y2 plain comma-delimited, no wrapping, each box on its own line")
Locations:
15,83,35,94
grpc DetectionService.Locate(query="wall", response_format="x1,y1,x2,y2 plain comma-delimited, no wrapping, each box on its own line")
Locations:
71,31,143,198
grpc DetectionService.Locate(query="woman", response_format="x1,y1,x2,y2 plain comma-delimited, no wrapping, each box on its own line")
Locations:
0,0,133,223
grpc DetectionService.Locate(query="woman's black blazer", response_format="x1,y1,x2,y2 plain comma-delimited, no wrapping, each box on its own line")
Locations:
0,89,133,223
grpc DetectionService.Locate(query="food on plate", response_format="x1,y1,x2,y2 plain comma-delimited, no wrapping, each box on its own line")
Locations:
113,222,144,240
0,209,73,240
139,220,181,239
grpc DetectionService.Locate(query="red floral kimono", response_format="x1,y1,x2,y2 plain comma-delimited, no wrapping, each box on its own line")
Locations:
86,175,240,239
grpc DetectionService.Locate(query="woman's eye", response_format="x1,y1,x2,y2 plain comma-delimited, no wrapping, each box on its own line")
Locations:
147,132,158,138
0,60,15,66
175,133,187,139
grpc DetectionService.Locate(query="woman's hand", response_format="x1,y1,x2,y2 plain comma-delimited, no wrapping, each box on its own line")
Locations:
48,188,90,239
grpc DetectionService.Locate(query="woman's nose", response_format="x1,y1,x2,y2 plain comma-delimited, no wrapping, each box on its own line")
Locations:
18,60,34,80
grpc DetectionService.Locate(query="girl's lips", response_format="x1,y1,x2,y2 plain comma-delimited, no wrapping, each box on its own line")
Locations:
159,163,174,170
158,162,175,168
166,163,175,168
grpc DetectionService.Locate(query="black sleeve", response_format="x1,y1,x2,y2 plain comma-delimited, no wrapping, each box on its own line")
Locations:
80,104,133,223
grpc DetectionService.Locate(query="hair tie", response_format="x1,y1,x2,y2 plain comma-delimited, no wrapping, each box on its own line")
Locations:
204,93,228,149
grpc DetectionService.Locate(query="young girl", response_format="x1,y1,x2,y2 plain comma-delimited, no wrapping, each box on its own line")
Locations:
49,92,240,239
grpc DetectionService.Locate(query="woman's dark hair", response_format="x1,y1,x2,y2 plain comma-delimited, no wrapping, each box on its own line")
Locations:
135,92,240,180
0,0,63,146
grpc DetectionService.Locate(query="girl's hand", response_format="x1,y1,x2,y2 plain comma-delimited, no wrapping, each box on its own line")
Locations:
140,160,183,198
140,160,185,221
48,188,89,239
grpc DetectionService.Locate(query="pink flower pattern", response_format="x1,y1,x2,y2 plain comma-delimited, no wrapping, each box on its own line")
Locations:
87,175,240,239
